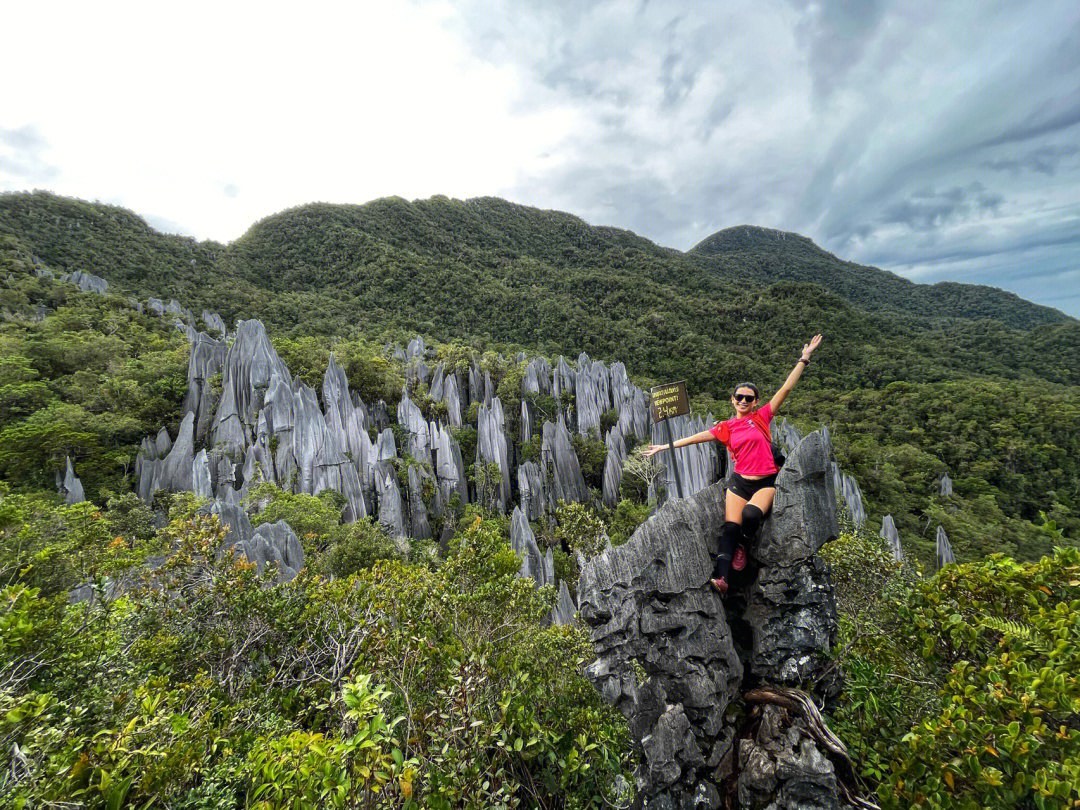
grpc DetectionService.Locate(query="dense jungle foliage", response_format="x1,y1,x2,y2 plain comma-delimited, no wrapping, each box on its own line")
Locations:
0,191,1078,806
1,190,1077,565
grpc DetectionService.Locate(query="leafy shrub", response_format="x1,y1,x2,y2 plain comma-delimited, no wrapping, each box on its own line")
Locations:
321,519,401,578
885,548,1080,809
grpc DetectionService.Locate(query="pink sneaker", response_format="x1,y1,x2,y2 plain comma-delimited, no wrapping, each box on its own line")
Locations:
732,545,747,572
710,577,729,595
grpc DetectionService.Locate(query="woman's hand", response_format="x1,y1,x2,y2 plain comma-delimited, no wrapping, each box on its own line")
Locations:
801,333,823,361
642,444,666,457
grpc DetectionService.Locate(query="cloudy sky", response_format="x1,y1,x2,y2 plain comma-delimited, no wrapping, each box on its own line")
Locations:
3,0,1079,315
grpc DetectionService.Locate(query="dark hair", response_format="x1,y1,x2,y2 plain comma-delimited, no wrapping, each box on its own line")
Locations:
732,382,759,399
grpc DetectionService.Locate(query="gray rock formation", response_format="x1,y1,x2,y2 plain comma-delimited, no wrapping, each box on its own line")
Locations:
520,398,535,444
522,356,551,395
575,354,606,438
182,331,226,443
147,298,166,316
192,449,213,498
652,413,719,501
836,469,866,528
541,419,587,504
375,462,407,540
245,521,305,581
602,429,627,508
476,397,511,512
881,515,902,561
58,457,86,504
578,492,743,805
936,525,955,569
431,422,468,505
746,432,839,691
397,390,430,462
442,374,463,428
200,310,227,337
406,335,426,360
553,580,577,626
138,411,196,503
209,500,305,582
211,320,292,460
406,465,432,540
517,461,546,520
70,270,108,294
578,431,841,807
738,704,840,810
322,355,370,481
939,473,953,498
553,356,575,402
510,506,548,586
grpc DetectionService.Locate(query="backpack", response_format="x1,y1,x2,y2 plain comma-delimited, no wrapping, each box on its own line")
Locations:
749,411,786,470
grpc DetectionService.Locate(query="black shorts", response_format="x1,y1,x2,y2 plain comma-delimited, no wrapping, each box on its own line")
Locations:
727,473,777,501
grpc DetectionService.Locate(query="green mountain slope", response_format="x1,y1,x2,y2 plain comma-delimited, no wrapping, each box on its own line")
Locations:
691,224,1068,327
2,189,1078,555
3,191,1077,396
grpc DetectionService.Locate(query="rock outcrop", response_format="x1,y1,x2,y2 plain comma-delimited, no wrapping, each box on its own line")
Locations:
881,515,902,561
541,419,587,504
577,431,841,808
745,431,839,691
936,525,955,568
57,456,86,504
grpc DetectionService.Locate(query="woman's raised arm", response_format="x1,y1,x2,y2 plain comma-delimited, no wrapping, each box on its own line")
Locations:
642,429,717,457
770,334,822,414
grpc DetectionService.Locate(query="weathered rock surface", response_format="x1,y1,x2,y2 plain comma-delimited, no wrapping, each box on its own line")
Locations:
69,270,108,293
939,473,953,498
183,331,227,444
578,492,743,805
936,525,955,568
578,431,841,807
209,500,305,582
58,456,86,504
375,462,407,540
746,432,839,691
510,506,547,586
541,419,587,504
201,310,227,337
211,320,292,460
652,413,719,501
553,580,577,626
477,397,511,512
881,515,902,561
602,429,627,508
738,705,840,810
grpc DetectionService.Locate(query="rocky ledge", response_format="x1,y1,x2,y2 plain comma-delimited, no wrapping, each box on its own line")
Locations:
578,430,852,809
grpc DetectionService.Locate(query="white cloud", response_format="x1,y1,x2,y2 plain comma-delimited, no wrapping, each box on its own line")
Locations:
2,0,1078,315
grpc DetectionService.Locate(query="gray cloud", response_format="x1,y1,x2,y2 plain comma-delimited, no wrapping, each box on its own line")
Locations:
983,145,1079,175
0,124,59,185
438,0,1080,316
881,183,1003,231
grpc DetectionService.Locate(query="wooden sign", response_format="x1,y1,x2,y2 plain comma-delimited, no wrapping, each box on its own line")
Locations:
650,381,689,422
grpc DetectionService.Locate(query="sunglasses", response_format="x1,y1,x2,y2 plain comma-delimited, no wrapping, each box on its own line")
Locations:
733,393,757,403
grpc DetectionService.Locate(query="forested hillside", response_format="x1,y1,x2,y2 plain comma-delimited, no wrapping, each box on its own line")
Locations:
1,192,1079,808
2,190,1077,559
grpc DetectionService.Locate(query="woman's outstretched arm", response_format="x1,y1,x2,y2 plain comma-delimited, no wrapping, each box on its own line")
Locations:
642,429,716,457
770,334,823,414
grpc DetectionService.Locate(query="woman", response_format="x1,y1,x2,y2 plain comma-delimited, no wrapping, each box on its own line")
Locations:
644,334,823,594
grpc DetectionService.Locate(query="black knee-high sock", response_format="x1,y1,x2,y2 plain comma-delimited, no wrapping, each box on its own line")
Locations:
716,521,741,579
741,504,764,544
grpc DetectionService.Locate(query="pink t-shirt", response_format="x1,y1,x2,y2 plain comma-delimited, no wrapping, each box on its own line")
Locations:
709,403,778,476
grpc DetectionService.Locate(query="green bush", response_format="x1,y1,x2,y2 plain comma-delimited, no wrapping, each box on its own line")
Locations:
884,548,1080,809
321,519,401,578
